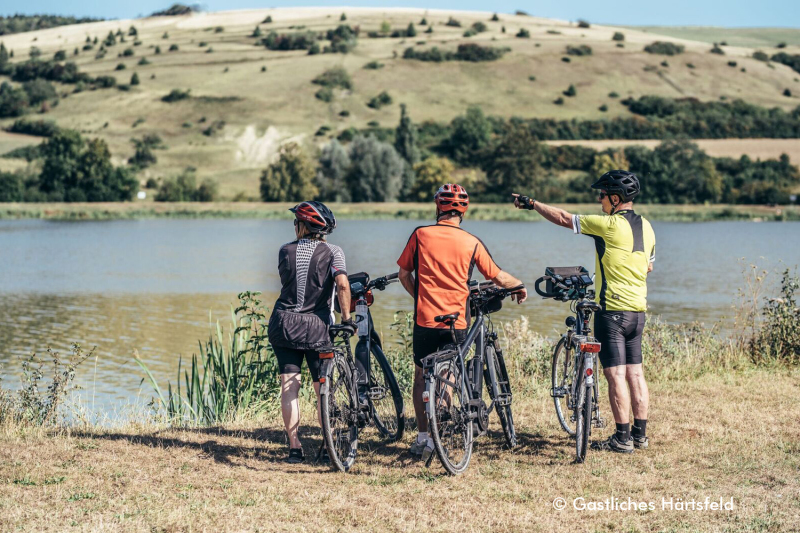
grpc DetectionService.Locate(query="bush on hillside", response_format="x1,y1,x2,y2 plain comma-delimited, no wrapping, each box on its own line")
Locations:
644,41,685,55
5,118,59,137
516,28,530,38
363,60,384,69
710,43,725,55
367,91,392,109
577,19,590,28
22,79,56,105
312,67,353,89
771,52,800,74
162,88,190,102
612,32,625,41
445,17,461,27
566,44,592,56
403,43,510,62
263,31,317,51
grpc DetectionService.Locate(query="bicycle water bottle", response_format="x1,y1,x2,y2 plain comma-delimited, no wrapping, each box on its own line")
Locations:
355,299,369,337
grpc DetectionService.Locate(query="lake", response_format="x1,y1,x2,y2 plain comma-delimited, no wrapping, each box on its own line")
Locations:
1,218,798,410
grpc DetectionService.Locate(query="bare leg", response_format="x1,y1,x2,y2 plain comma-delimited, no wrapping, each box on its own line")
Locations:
281,373,302,448
625,364,649,420
413,365,427,433
603,366,631,425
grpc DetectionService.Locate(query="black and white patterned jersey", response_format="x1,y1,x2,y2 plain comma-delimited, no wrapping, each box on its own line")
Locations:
273,239,347,321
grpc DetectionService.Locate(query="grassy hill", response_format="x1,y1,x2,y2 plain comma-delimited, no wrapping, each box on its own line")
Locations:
1,7,799,198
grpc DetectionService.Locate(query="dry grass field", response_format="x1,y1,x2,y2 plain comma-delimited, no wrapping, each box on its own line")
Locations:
1,370,798,532
546,138,800,163
1,8,799,197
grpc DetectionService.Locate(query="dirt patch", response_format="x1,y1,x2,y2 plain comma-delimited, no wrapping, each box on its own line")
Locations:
227,125,304,166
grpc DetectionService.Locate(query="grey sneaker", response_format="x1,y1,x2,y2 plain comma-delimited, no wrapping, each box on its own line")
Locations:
409,439,427,456
632,435,649,449
591,433,634,454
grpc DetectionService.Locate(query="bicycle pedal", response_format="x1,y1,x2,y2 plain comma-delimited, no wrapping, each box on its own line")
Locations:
593,417,606,429
368,386,386,400
551,387,566,398
495,393,512,406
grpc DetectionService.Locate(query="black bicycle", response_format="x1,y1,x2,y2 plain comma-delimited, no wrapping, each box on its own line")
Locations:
421,281,523,475
319,272,405,472
535,266,605,463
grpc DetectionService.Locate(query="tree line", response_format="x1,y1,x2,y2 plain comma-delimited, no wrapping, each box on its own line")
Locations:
261,103,800,205
0,14,103,36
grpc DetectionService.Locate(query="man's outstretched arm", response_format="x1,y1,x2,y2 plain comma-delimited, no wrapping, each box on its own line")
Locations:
513,194,574,229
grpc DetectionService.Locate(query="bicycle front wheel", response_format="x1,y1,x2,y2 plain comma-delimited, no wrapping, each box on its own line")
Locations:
320,356,359,472
552,337,576,436
485,343,517,448
369,345,405,442
427,356,473,476
575,376,592,464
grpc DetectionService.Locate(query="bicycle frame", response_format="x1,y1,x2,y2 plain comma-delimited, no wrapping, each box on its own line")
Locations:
561,301,600,421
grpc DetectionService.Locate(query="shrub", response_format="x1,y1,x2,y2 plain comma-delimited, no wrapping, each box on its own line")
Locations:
608,91,619,98
563,84,577,97
753,51,769,61
263,15,272,23
6,118,59,136
472,22,488,33
516,28,530,38
22,79,56,105
616,43,624,48
162,88,190,102
201,120,225,136
339,110,350,117
728,61,738,67
93,75,116,88
463,29,477,38
566,44,592,56
137,57,150,65
363,60,384,69
776,42,786,49
169,44,179,52
612,32,625,41
561,56,571,63
577,19,590,28
155,169,217,202
554,96,564,105
686,62,696,68
260,143,318,201
599,104,608,112
425,26,433,34
420,17,428,25
751,269,800,366
198,41,207,47
252,26,262,38
367,91,392,109
770,52,800,74
0,171,24,201
308,43,320,55
312,67,352,90
710,43,725,55
406,23,417,38
547,29,561,35
214,26,224,33
115,63,126,70
784,89,792,97
130,72,140,85
644,41,685,55
445,17,461,27
491,13,500,21
122,47,134,56
403,43,510,62
53,50,67,61
263,31,319,51
315,87,333,102
528,75,536,81
446,106,491,165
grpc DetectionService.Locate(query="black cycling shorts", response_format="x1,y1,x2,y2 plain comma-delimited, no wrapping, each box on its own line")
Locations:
413,324,467,367
274,345,323,382
594,311,646,368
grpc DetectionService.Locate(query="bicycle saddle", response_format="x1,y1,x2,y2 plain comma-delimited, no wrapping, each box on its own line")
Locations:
329,323,356,336
577,300,602,312
434,312,460,325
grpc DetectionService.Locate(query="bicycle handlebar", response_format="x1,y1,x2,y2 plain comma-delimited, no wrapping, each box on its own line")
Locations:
368,272,399,291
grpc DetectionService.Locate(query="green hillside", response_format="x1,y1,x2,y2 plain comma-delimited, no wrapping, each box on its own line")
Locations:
1,7,799,198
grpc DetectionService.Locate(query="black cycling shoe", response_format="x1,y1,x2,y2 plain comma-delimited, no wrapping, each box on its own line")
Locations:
319,447,330,464
591,434,634,454
287,448,305,464
632,435,649,449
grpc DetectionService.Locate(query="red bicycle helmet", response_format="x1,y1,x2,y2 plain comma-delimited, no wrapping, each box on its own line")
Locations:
434,183,469,215
289,201,336,235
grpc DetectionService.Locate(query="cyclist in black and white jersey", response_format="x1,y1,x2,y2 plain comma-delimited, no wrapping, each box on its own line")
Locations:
267,201,354,464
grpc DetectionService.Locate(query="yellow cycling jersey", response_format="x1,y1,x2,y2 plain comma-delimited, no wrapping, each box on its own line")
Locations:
572,210,656,312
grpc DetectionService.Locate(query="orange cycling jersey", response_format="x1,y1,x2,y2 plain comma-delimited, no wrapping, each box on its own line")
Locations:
397,218,501,329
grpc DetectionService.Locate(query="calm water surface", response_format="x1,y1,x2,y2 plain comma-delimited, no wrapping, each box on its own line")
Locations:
1,218,798,409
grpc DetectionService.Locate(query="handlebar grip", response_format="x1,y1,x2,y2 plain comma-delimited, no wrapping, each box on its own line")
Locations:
385,272,399,281
506,284,526,293
534,276,554,298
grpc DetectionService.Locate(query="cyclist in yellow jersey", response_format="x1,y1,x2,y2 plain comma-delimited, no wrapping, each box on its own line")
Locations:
514,170,655,454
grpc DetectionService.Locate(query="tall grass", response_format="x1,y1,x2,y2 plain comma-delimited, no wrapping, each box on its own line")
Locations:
136,292,280,425
0,343,94,428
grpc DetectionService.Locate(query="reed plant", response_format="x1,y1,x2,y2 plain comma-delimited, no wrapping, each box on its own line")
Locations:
136,291,280,425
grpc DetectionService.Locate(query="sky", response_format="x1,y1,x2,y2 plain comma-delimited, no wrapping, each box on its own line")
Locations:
0,0,798,28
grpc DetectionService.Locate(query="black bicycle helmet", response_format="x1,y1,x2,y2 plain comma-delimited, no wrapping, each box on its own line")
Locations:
289,201,337,235
591,170,640,202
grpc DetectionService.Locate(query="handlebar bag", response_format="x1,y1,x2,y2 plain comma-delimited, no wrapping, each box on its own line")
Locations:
334,272,370,313
544,266,589,294
469,281,504,316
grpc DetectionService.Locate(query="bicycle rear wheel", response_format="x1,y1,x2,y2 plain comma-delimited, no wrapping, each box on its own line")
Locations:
368,345,405,442
552,337,576,436
427,356,473,476
485,344,517,448
320,355,359,472
575,374,592,464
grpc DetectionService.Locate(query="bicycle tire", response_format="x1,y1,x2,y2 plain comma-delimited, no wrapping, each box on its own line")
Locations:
368,344,405,442
427,356,473,476
552,337,576,436
484,343,517,448
575,373,592,464
320,355,359,473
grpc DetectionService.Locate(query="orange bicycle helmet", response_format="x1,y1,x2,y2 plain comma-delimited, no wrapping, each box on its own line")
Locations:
434,183,469,215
